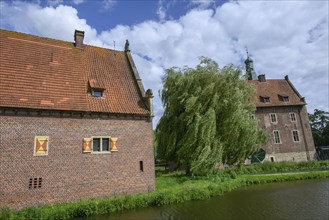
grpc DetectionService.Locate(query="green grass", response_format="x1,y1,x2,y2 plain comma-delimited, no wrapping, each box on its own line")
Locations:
1,161,329,220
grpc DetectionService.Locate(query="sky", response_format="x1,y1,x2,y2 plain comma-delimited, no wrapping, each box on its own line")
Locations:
1,0,328,127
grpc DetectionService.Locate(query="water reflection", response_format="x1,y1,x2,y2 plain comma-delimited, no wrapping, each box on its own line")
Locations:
83,179,329,220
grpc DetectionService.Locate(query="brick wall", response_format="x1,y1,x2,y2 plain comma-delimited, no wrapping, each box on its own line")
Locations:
0,114,155,209
255,105,316,162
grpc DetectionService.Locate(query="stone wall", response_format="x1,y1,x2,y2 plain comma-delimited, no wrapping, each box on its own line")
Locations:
264,150,317,162
0,114,155,209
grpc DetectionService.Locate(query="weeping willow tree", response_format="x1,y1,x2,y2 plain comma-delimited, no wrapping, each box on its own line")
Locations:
156,57,267,175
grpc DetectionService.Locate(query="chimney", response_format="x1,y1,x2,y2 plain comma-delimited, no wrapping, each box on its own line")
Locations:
258,74,266,82
74,30,84,48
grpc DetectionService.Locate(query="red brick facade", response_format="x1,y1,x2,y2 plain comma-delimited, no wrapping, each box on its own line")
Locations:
248,74,315,162
0,113,155,209
0,29,155,209
255,105,315,162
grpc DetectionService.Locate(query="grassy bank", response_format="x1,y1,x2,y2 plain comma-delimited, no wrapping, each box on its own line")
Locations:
1,162,329,220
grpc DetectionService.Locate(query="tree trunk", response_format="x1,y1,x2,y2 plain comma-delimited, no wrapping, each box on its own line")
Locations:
185,165,192,176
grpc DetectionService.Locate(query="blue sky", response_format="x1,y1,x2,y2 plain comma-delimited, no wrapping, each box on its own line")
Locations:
1,0,328,127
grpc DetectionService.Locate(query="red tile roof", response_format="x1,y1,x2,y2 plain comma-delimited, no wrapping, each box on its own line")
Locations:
0,29,150,115
248,77,306,107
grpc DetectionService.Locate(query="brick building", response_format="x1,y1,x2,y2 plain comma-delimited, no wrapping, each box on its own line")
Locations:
245,56,316,162
0,29,155,209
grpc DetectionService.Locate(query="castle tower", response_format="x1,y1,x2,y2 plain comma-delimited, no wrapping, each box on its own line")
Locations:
245,48,257,80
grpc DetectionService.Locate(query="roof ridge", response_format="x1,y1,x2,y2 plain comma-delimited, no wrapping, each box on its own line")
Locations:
0,28,123,52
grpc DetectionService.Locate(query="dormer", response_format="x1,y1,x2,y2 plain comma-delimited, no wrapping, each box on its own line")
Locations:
260,96,270,103
279,94,289,102
91,89,104,98
89,79,105,98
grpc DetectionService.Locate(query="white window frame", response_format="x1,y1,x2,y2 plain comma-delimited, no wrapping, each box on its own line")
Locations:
290,112,297,122
91,89,105,98
269,113,277,124
273,130,281,144
91,136,111,154
292,130,300,142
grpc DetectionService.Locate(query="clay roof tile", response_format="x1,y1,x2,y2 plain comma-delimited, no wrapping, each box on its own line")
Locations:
0,29,150,115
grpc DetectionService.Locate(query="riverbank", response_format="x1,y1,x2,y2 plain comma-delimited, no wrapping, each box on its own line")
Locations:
1,162,329,220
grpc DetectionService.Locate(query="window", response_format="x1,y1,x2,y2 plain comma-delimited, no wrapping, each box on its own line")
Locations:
140,161,144,172
92,137,110,153
282,96,289,102
269,113,277,124
91,89,104,98
292,130,300,142
273,130,281,144
290,112,297,122
263,97,270,103
34,136,49,156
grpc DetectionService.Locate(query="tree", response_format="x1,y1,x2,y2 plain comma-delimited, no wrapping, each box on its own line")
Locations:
156,58,267,175
309,109,329,146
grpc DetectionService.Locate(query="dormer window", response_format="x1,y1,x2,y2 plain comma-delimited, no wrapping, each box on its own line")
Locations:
282,96,289,102
279,95,289,102
89,79,105,98
91,89,104,98
262,97,270,103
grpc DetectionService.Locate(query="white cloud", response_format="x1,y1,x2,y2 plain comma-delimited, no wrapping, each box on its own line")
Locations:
157,4,167,21
190,0,215,9
0,0,328,124
0,1,103,46
72,0,84,5
100,0,116,11
46,0,64,7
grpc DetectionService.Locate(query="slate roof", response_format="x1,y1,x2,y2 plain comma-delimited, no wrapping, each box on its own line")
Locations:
248,77,306,107
0,29,150,115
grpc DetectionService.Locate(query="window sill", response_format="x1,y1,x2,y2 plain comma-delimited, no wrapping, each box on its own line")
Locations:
91,151,111,154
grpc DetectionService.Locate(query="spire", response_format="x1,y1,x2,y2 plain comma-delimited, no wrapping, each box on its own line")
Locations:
245,47,257,80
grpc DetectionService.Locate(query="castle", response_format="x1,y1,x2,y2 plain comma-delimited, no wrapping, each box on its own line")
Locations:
245,55,316,162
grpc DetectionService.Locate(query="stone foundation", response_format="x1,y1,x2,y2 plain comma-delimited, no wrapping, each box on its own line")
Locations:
264,150,317,162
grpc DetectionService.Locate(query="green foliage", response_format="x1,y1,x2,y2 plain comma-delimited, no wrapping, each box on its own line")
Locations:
212,161,329,178
309,109,329,146
0,208,12,220
1,162,329,220
156,57,267,175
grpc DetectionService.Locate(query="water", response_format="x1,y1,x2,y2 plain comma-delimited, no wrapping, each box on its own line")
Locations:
83,179,329,220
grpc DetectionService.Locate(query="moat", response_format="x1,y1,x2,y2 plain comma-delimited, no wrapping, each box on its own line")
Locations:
81,179,329,220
